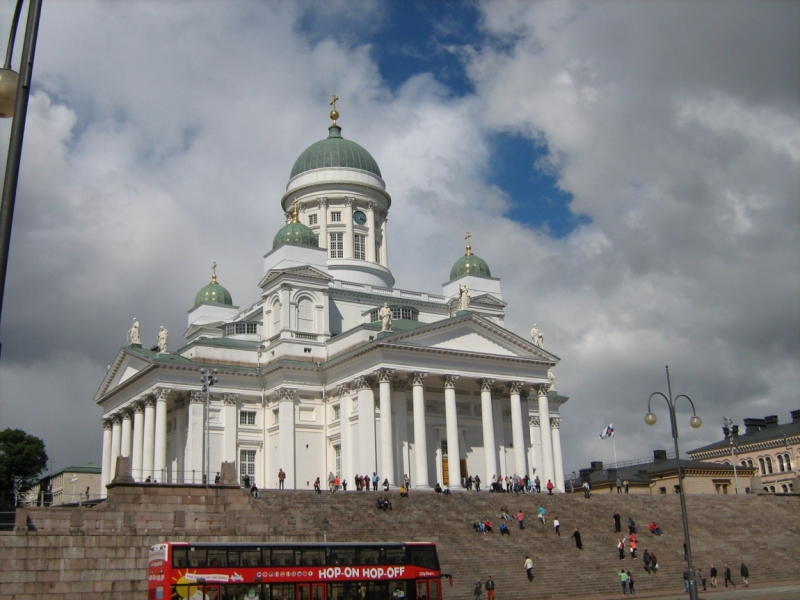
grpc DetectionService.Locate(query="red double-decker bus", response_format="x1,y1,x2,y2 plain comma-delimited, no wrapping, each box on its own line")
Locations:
148,541,446,600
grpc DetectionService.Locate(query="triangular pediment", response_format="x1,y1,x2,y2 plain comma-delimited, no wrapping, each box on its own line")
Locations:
94,348,155,402
470,293,507,308
259,265,333,289
382,313,558,362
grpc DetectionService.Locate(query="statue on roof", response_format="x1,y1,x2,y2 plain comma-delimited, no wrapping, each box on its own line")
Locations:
547,368,557,391
458,284,471,312
379,302,393,332
157,326,169,354
531,324,544,348
127,318,141,345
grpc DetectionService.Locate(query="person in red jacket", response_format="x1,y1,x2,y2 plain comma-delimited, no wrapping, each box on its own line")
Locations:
546,479,554,494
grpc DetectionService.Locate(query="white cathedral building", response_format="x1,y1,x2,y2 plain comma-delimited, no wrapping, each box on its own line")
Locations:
95,106,568,495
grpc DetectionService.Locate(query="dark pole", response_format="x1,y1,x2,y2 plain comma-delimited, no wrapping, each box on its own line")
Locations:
0,0,42,361
665,366,699,600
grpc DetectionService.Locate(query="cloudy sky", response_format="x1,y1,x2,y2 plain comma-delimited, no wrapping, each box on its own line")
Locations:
0,0,797,476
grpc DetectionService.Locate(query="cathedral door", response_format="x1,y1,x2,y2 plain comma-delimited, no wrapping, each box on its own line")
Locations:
442,457,449,486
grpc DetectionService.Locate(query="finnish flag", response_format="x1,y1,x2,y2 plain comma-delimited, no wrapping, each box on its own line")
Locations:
600,424,614,439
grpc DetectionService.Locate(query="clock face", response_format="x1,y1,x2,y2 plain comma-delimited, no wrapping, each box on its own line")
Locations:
353,210,367,225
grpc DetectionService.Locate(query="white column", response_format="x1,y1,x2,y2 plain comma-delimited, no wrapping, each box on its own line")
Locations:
280,284,291,334
186,391,204,484
131,402,144,482
538,386,555,488
479,378,498,483
120,410,132,458
142,398,156,481
222,394,239,466
344,197,355,258
392,379,409,486
443,375,461,491
153,387,170,481
100,420,112,497
509,382,527,477
110,415,122,479
173,396,187,483
530,415,542,478
377,369,395,486
318,197,328,250
366,201,376,262
493,392,506,480
339,384,354,487
411,372,430,488
278,388,296,489
551,416,565,492
356,377,377,476
380,215,389,266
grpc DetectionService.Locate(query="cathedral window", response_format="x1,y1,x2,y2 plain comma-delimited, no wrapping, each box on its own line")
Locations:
330,233,343,258
240,411,256,426
369,306,418,322
354,234,366,260
375,240,381,263
297,298,314,332
765,456,773,473
272,409,279,424
759,457,766,475
240,450,256,485
332,404,340,420
334,444,341,477
224,323,259,336
308,214,317,225
331,211,341,222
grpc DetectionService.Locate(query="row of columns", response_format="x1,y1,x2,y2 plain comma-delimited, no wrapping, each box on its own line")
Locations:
301,197,387,265
334,371,563,491
100,387,171,495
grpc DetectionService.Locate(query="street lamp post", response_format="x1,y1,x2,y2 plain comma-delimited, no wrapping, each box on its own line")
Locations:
199,368,218,486
0,0,42,362
723,416,739,494
644,366,702,600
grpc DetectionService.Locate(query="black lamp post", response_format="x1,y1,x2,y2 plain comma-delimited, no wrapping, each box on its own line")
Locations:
0,0,42,362
200,367,218,486
644,366,702,600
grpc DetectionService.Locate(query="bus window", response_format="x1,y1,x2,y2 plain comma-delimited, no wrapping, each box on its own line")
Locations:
357,547,380,565
380,547,405,565
329,547,356,566
188,547,207,567
416,581,427,600
220,583,263,600
298,548,325,566
208,549,228,567
428,580,440,600
172,547,188,568
330,582,361,599
241,547,263,567
271,549,295,567
270,583,293,599
408,547,439,570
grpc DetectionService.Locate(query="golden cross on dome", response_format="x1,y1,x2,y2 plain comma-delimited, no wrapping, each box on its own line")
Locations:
329,94,340,125
211,261,217,284
292,197,299,223
465,231,473,255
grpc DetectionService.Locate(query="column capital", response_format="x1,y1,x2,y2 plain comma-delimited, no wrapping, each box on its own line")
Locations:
318,196,328,208
102,419,113,430
479,378,495,392
344,196,355,207
509,381,525,395
143,397,156,409
366,200,376,211
278,387,296,402
375,368,394,383
411,372,428,386
550,416,562,429
111,413,123,425
531,416,541,427
353,376,372,391
222,393,239,406
336,383,350,398
189,390,205,404
533,383,549,397
121,408,133,420
133,398,145,413
154,387,171,402
442,374,460,389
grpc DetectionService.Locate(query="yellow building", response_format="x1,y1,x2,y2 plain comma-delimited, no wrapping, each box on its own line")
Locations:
28,463,102,506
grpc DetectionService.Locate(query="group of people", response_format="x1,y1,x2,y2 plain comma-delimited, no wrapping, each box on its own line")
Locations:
473,576,496,600
463,473,555,494
375,496,393,511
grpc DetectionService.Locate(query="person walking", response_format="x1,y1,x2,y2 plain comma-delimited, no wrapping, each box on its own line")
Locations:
473,579,483,600
613,510,621,533
683,569,691,594
740,563,749,587
624,479,629,493
649,552,658,573
618,537,626,560
629,533,638,559
517,509,525,530
333,475,340,492
278,468,286,489
582,480,591,498
724,564,736,588
546,479,554,494
485,576,495,599
709,565,717,587
619,570,629,595
554,517,561,536
627,570,636,594
524,556,534,581
571,529,583,549
538,505,546,525
616,477,623,493
643,550,651,574
698,569,707,591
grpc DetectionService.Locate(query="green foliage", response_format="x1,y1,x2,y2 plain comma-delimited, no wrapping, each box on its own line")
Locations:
0,428,48,500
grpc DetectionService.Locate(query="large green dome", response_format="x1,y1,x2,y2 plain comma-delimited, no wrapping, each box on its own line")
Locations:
450,248,492,280
272,220,319,249
290,125,381,179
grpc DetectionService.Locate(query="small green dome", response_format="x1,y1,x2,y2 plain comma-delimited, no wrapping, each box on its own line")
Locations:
290,125,381,179
195,264,233,306
272,220,319,249
450,249,492,280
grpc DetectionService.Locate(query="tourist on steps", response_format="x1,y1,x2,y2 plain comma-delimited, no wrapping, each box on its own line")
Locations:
499,522,510,535
485,575,495,599
618,537,626,560
740,563,749,587
571,529,583,549
619,570,629,595
473,579,483,600
517,510,525,530
613,510,621,532
538,505,546,525
627,570,636,594
643,550,652,573
546,479,554,494
554,517,561,536
524,556,534,581
313,477,321,493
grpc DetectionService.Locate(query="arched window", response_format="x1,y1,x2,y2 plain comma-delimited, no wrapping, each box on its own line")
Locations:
777,455,785,472
740,460,748,467
759,458,766,475
747,459,754,468
781,483,789,493
769,485,775,492
765,456,773,474
783,453,792,470
271,299,281,336
297,298,314,332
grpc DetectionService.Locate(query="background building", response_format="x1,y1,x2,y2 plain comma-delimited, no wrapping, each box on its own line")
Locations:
688,410,800,493
27,463,101,506
94,110,569,495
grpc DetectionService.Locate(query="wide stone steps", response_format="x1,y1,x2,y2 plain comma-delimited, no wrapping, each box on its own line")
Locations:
251,490,799,599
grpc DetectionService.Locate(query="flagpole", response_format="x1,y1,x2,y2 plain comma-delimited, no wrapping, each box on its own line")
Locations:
612,435,618,467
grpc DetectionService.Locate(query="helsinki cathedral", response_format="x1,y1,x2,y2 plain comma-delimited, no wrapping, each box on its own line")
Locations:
95,101,568,495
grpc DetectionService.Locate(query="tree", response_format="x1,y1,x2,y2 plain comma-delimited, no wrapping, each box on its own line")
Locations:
0,429,48,503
